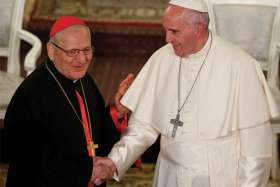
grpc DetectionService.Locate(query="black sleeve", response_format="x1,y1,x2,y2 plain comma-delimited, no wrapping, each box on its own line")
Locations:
4,85,45,186
85,75,121,156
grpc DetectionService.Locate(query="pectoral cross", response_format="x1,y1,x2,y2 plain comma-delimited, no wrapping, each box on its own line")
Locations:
87,141,99,156
170,113,183,138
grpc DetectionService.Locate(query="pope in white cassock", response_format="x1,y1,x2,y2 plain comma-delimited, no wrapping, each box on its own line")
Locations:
94,0,279,186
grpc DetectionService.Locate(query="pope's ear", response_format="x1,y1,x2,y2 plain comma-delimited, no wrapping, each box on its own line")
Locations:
47,42,54,61
195,22,207,39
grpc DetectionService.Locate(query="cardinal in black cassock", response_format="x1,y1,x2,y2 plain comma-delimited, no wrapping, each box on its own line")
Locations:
4,16,130,187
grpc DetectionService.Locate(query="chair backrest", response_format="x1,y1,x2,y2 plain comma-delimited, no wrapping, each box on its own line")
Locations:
0,0,42,76
206,0,280,88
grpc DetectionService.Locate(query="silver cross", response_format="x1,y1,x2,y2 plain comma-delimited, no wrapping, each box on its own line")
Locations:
170,113,183,138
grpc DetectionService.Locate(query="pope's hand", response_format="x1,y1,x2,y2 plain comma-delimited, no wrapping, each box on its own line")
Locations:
91,157,117,185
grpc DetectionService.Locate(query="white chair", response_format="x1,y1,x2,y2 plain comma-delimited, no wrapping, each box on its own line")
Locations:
206,0,280,182
0,0,42,119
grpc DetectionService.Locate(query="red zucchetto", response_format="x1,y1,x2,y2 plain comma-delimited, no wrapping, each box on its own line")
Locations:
49,16,87,38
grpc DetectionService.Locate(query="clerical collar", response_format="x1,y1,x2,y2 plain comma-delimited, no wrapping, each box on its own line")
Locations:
45,59,74,84
46,58,83,86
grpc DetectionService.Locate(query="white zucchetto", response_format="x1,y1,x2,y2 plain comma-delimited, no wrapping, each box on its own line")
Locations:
169,0,208,12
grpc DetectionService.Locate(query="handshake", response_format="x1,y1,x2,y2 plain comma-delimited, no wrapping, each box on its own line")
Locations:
90,157,117,186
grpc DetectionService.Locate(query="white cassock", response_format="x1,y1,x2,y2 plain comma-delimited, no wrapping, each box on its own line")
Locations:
108,33,279,187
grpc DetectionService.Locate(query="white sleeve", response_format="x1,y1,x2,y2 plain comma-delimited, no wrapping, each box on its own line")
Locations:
238,121,273,187
108,115,159,180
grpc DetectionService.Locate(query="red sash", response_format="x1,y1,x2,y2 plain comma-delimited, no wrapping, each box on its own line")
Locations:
75,90,95,187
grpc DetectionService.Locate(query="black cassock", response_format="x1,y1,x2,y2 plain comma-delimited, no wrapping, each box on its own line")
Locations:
4,59,120,187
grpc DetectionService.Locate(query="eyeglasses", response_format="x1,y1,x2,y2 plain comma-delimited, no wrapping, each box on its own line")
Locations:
51,42,94,57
